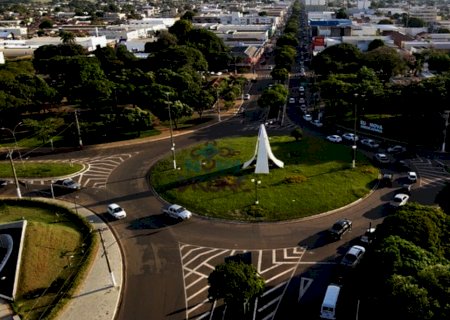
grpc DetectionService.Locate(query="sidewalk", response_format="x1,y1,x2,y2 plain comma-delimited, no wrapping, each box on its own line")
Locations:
0,199,123,320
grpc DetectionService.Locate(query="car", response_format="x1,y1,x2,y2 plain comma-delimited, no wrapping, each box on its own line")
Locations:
394,159,410,171
380,173,393,187
299,97,305,104
299,86,305,92
360,227,376,246
163,204,192,220
387,145,406,154
53,178,81,190
342,133,359,142
374,153,390,164
360,138,380,149
328,218,352,240
407,171,417,183
303,114,312,121
326,135,342,143
0,180,8,187
311,120,323,127
398,183,412,195
300,104,307,112
243,94,250,100
289,97,296,104
107,203,127,219
390,193,409,208
340,245,366,268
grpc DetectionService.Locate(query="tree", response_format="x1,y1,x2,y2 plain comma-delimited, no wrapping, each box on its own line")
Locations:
427,51,450,73
276,34,299,48
144,30,178,53
258,85,288,110
22,117,64,144
404,16,426,27
363,46,408,81
291,128,303,141
335,8,348,19
181,10,195,21
208,261,265,317
168,19,193,44
378,19,393,24
59,30,76,45
147,45,208,72
367,39,385,51
271,67,289,83
311,43,361,75
39,19,53,29
435,182,450,215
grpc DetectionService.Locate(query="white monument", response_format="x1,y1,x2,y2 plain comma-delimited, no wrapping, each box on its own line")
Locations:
242,124,284,173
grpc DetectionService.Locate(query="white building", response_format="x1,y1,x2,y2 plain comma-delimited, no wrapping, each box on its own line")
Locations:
410,6,438,24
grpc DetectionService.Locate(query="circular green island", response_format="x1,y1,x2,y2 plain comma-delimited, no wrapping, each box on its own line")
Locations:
150,135,379,221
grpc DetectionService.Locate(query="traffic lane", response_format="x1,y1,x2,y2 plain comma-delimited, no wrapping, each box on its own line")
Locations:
104,148,190,320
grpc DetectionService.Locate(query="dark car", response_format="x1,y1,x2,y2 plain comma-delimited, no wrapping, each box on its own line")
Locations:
328,219,352,240
380,173,393,187
0,180,8,188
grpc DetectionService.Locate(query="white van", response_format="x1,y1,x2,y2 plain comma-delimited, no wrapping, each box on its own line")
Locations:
320,284,340,319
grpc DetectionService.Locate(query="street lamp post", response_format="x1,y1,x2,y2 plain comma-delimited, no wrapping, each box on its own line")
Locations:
1,122,23,164
165,93,177,170
251,178,261,205
441,110,450,152
352,94,358,169
216,75,222,122
7,149,21,198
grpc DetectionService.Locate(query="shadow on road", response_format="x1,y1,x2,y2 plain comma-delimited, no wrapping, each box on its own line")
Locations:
127,214,183,230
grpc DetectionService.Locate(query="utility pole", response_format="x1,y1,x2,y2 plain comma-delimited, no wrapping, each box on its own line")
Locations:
7,150,21,198
74,110,83,148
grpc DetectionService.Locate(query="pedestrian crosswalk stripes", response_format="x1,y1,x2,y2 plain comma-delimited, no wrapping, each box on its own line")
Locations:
409,157,450,188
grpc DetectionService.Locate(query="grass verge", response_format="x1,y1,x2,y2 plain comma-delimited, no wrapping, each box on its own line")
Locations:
0,199,98,320
151,135,379,221
0,162,83,179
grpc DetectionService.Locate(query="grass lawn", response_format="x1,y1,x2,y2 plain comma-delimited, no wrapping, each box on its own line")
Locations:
0,162,83,178
151,135,379,221
0,199,97,320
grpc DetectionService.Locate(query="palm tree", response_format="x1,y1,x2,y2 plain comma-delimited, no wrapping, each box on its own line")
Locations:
59,30,76,45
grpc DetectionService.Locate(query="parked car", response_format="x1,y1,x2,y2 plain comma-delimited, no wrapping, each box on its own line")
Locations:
326,135,342,143
394,159,410,171
328,218,352,240
360,227,376,246
107,203,127,219
387,145,406,154
342,133,359,142
303,114,312,121
311,120,323,127
340,245,366,268
243,94,251,100
374,153,390,164
380,173,393,187
407,171,418,183
163,204,192,220
360,138,380,149
299,86,305,92
53,178,81,190
299,97,305,104
289,97,296,104
300,104,307,112
398,184,412,195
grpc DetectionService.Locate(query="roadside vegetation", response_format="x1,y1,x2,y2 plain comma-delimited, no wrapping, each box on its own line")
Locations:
0,161,83,178
151,135,378,221
0,199,97,320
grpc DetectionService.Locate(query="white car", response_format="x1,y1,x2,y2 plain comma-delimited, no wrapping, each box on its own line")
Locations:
326,135,342,143
340,245,366,268
311,120,323,127
54,178,81,190
299,97,305,104
342,133,359,142
163,204,192,220
107,203,127,219
407,171,417,183
299,86,305,92
360,138,380,149
390,193,409,208
375,153,390,164
243,94,250,100
289,97,296,104
303,114,312,121
387,145,406,154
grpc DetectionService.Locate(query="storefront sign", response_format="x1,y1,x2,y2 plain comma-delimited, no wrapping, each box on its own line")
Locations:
360,120,383,133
